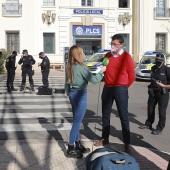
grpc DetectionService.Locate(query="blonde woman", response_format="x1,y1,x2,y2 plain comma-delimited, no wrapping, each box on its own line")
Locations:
65,45,106,158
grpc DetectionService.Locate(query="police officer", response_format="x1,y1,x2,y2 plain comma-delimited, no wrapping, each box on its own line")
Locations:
38,52,50,87
18,49,36,91
140,53,170,135
5,51,18,92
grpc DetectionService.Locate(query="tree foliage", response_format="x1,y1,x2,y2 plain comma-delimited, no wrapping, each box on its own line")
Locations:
0,49,11,74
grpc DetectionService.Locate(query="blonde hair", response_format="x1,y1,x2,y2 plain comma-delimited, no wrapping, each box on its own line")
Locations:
66,45,84,84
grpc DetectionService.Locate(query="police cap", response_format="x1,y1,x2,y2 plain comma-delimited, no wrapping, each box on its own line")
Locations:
12,51,17,55
155,53,164,62
22,49,28,54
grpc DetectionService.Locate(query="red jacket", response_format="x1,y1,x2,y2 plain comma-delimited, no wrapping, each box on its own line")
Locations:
104,51,135,88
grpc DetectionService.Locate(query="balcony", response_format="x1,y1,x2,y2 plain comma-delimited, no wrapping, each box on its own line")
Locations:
2,3,22,16
154,7,170,18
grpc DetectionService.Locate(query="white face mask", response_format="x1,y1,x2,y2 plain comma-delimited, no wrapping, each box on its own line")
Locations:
111,45,118,53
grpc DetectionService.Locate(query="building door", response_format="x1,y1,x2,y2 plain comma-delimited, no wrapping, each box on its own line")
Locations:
6,31,19,53
76,39,101,56
72,25,102,57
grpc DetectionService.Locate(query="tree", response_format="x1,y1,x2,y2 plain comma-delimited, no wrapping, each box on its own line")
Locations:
0,49,11,74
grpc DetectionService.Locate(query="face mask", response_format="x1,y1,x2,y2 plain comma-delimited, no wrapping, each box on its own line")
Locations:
155,61,162,67
111,45,118,53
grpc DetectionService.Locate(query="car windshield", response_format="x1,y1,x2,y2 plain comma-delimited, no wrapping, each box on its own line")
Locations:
88,53,105,62
140,56,156,64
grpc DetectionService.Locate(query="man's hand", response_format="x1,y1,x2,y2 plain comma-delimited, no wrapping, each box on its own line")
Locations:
101,66,106,73
156,81,165,88
38,62,41,67
29,61,33,66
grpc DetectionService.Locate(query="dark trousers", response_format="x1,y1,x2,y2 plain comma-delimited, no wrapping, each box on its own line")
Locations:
101,86,130,144
7,69,15,89
42,70,49,87
146,92,169,130
21,68,34,87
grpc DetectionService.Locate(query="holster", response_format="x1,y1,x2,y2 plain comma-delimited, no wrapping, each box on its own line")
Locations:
148,88,155,97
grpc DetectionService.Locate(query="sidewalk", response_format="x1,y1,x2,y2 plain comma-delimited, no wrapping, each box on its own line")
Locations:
0,68,170,170
0,139,169,170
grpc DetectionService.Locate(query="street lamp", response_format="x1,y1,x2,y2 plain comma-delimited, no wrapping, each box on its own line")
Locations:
118,12,132,26
42,10,56,25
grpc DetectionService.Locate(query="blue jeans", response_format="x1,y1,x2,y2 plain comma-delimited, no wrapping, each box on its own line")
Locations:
68,89,87,145
101,86,130,144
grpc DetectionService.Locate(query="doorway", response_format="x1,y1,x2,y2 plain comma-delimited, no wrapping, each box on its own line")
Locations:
76,39,101,56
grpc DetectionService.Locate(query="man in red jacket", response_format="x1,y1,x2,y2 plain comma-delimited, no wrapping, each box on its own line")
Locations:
95,34,135,153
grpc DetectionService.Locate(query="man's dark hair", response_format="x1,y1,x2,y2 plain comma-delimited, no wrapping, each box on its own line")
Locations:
111,34,124,43
12,51,17,55
39,52,44,56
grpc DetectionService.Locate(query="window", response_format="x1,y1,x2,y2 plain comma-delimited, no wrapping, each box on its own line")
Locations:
156,33,166,52
119,0,128,8
156,0,166,17
81,0,92,6
43,33,55,53
43,0,55,6
6,32,20,53
6,0,18,3
3,0,21,16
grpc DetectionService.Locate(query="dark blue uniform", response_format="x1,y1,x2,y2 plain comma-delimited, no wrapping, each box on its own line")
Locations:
146,64,170,131
5,55,16,91
40,56,50,87
18,55,36,89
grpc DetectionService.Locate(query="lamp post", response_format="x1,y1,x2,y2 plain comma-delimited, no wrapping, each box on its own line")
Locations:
118,12,132,26
42,10,56,25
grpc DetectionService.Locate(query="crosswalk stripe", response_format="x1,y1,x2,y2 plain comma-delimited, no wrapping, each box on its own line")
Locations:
0,112,72,119
0,123,73,131
0,104,70,110
0,93,65,97
0,98,69,102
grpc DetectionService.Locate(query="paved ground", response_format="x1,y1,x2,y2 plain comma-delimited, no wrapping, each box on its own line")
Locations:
0,66,170,170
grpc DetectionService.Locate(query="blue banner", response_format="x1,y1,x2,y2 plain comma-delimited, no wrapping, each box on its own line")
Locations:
73,9,103,15
72,26,102,36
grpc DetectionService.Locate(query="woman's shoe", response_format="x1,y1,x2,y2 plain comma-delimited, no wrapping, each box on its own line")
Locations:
75,141,91,153
67,144,83,158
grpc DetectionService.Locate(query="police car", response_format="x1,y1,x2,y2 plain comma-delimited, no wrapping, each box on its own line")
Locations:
135,51,166,80
85,49,110,74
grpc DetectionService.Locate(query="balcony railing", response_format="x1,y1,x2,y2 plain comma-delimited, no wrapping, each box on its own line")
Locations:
2,3,22,16
154,7,170,18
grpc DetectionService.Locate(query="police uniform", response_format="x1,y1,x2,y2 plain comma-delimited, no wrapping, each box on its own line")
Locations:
5,55,16,92
141,54,170,135
18,54,36,90
40,56,50,87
